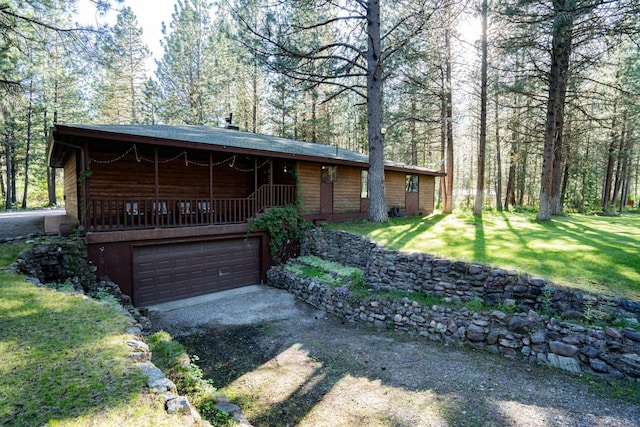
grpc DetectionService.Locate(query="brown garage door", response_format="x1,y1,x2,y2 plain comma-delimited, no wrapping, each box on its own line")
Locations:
133,238,260,306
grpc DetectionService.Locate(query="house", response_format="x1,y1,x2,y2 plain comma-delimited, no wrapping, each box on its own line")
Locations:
48,124,444,306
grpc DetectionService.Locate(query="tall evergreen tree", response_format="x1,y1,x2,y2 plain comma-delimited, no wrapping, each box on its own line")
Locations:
156,0,217,125
94,7,150,124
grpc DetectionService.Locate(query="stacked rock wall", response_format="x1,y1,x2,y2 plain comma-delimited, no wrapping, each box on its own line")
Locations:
14,238,98,293
301,229,639,322
279,229,640,380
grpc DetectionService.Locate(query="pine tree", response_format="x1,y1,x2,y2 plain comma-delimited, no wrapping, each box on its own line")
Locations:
155,0,217,125
94,7,150,124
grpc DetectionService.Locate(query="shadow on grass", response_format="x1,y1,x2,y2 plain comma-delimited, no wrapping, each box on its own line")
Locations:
474,215,486,261
369,214,448,251
0,276,144,426
495,212,640,297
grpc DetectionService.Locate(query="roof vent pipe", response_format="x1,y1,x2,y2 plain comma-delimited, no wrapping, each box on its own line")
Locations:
225,113,239,131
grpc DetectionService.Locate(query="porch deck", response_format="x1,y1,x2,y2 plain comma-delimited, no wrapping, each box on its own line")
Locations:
85,184,295,232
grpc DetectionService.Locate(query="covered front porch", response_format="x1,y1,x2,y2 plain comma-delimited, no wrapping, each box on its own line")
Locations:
80,140,297,232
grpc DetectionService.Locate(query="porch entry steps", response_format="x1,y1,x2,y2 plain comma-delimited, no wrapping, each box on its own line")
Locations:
86,184,295,231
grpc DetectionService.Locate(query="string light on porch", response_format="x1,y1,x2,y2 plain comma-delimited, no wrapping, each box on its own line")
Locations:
88,144,273,172
89,144,140,164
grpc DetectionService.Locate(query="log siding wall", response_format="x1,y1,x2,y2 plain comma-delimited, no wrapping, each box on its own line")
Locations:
298,162,321,214
334,166,362,214
64,152,79,220
385,171,406,210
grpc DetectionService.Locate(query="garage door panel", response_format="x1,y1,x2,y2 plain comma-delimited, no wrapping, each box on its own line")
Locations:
133,237,260,306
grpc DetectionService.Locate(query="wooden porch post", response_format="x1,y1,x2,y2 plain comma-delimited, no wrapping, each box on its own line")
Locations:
269,158,274,207
209,152,213,223
81,142,89,229
154,147,159,225
154,147,159,202
254,157,258,216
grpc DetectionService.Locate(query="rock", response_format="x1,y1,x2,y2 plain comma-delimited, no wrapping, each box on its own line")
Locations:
216,400,241,415
447,320,458,334
393,314,403,323
589,358,610,373
618,354,640,377
606,328,622,340
467,323,486,342
549,341,579,357
410,314,425,323
547,353,581,374
561,336,581,346
504,299,516,306
136,362,177,393
491,310,507,321
507,316,530,334
621,328,640,342
487,330,500,345
529,277,546,287
619,299,640,314
527,310,542,322
581,346,601,359
469,265,483,274
499,338,520,349
530,331,546,344
166,396,192,415
126,339,149,353
473,319,489,327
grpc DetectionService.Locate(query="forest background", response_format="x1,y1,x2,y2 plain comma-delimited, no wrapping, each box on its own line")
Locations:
1,0,639,219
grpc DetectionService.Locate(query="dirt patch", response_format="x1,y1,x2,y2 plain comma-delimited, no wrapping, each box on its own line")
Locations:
150,297,640,427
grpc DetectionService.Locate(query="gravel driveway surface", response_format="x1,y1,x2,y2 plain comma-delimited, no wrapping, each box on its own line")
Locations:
149,286,640,427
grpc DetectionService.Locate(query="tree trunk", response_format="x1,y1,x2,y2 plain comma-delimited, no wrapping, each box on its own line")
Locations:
443,27,454,214
611,112,627,209
410,95,418,166
366,0,387,223
47,167,57,206
3,107,13,209
439,67,446,209
494,86,503,211
474,0,488,216
22,79,34,209
538,0,574,221
602,106,617,211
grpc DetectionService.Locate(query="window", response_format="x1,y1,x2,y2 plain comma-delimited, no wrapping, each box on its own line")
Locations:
361,170,369,198
322,165,337,183
406,175,419,192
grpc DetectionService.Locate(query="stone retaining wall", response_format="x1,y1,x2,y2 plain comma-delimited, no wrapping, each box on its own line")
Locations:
301,229,640,322
266,228,640,380
14,238,99,294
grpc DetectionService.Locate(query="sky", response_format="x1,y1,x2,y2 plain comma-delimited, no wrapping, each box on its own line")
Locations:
75,0,177,70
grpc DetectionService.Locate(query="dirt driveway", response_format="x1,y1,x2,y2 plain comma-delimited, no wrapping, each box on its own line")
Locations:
148,286,639,427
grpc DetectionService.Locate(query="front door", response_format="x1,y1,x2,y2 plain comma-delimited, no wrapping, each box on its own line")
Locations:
405,175,419,216
320,165,336,215
321,181,334,215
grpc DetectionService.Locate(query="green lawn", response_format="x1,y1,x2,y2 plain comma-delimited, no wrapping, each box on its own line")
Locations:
0,245,180,426
326,211,640,300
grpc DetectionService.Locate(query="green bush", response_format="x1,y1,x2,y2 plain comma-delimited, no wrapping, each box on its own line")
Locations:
248,204,309,263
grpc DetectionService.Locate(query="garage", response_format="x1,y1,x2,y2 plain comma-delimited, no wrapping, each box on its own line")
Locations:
133,237,260,306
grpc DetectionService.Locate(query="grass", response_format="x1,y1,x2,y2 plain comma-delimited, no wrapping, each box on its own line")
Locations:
324,211,640,300
0,246,179,427
147,331,237,426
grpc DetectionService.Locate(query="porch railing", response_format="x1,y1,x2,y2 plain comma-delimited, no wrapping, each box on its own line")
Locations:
86,184,296,231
